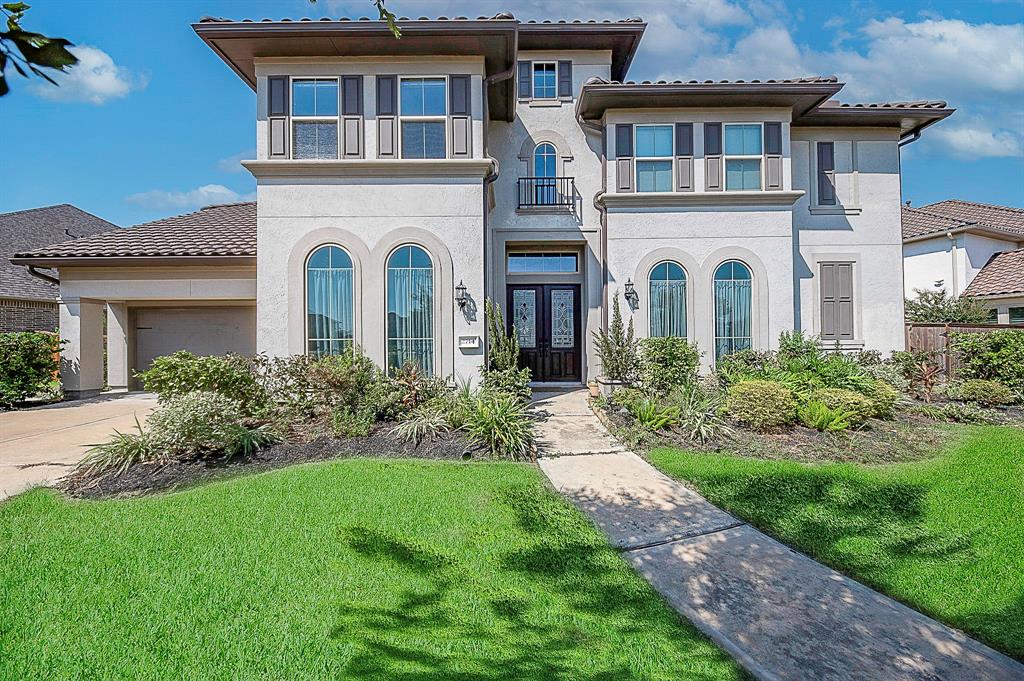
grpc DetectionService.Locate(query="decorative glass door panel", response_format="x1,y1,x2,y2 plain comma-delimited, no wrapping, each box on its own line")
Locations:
506,284,581,382
550,290,574,348
512,289,537,348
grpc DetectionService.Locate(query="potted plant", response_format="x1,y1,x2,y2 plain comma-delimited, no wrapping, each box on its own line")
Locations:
593,297,638,398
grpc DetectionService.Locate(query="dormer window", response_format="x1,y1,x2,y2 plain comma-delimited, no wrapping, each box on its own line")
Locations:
292,78,339,159
400,77,446,159
724,124,763,191
532,62,557,99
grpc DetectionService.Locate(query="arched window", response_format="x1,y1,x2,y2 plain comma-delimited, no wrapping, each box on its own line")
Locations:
306,245,354,356
533,142,557,205
387,245,434,374
649,261,687,338
714,260,753,360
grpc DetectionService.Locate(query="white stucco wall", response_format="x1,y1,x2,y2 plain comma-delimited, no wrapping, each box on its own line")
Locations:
902,233,1020,298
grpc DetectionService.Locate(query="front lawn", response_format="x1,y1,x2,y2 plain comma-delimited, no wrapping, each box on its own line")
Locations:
0,460,742,680
649,425,1024,659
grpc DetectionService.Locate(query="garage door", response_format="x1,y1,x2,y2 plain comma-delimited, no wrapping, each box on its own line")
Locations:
134,307,256,376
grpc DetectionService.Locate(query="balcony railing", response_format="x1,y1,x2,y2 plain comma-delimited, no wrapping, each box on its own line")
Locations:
517,176,575,209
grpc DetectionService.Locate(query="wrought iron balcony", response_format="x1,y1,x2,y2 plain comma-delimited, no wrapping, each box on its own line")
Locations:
517,176,575,209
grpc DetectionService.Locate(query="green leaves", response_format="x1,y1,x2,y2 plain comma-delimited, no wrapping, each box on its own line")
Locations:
1,2,79,97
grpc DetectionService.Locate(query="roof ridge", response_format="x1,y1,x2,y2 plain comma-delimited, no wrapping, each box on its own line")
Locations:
200,201,256,210
902,205,969,225
928,198,1024,215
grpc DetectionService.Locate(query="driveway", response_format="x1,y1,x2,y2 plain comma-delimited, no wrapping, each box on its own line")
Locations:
0,393,157,501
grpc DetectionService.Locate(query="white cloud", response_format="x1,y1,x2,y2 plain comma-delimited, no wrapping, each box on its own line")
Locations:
216,150,256,174
931,123,1023,159
125,184,255,211
30,45,144,104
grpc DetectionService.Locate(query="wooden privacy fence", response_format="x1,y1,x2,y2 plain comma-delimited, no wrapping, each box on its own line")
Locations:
905,322,1024,379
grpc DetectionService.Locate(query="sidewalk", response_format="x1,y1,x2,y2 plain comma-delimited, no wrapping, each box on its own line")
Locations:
534,389,1022,681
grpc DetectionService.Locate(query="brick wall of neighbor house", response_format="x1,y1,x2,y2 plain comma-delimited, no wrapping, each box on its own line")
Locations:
0,298,58,333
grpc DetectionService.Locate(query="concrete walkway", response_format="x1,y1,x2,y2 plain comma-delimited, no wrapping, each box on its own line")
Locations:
0,392,156,501
534,389,1023,681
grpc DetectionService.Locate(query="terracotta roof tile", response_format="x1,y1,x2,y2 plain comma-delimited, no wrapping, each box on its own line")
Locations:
14,202,255,259
586,75,838,86
964,249,1024,297
920,199,1024,234
901,205,968,239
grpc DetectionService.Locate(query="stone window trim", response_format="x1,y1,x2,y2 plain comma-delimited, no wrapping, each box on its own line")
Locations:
290,76,340,160
517,130,574,176
806,138,863,215
398,75,448,160
808,251,865,348
632,248,700,343
723,122,764,192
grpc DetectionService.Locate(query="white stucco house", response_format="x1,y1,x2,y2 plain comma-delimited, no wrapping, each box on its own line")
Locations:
902,200,1024,323
12,14,955,398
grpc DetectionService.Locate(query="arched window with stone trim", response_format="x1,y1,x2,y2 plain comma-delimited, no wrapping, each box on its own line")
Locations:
713,260,753,360
386,244,434,374
648,261,687,338
306,244,354,356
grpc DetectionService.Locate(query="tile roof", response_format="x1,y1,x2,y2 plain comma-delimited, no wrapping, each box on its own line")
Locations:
820,99,949,109
13,202,256,260
902,200,1024,241
1,204,117,301
901,205,968,239
196,14,643,24
586,75,838,86
964,249,1024,297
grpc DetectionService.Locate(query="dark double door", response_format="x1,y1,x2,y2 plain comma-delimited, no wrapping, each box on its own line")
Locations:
506,284,581,383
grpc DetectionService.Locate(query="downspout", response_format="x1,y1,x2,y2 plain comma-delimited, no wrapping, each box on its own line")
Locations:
946,231,959,294
27,265,60,286
577,110,608,330
480,37,517,370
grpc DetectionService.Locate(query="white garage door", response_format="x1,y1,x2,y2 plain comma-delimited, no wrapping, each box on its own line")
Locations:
134,307,256,375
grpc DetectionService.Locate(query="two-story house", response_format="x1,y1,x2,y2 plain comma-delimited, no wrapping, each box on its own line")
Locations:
12,14,953,397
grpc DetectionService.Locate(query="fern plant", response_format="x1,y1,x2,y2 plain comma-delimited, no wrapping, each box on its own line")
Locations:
629,399,680,431
798,400,853,432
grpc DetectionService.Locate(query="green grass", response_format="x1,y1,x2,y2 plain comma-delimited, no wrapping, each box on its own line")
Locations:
650,425,1024,659
0,460,742,680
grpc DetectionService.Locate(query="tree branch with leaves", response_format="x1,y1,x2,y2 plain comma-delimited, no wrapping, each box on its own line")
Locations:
0,2,77,97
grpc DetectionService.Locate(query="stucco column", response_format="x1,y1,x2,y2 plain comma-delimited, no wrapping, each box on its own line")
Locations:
106,302,129,391
59,297,104,399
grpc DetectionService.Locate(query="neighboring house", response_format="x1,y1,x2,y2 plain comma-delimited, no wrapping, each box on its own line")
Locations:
902,200,1024,323
0,204,116,333
11,15,953,398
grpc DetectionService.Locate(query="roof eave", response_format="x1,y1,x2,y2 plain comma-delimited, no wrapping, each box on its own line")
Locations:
794,107,955,137
902,223,1024,244
516,22,646,81
10,255,257,268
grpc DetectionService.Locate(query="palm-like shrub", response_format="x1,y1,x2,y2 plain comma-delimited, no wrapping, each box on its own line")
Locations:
395,406,450,445
669,382,732,444
465,394,535,460
627,399,680,430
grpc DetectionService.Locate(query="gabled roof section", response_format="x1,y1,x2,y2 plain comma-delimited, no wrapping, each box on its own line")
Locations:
11,202,256,267
517,19,645,81
902,200,1024,242
963,249,1024,298
1,204,116,301
193,15,519,120
576,76,844,120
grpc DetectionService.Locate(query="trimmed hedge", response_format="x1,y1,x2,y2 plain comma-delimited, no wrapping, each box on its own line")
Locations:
725,380,797,431
813,388,875,427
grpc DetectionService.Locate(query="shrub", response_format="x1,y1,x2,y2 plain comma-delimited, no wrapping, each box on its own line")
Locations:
394,406,450,445
308,349,380,409
465,394,534,459
715,349,775,384
147,391,248,458
638,337,699,393
138,351,268,414
668,382,732,444
0,331,60,407
910,402,998,425
725,380,797,431
484,298,519,372
949,329,1024,391
861,380,901,418
593,297,638,382
946,379,1017,407
331,406,375,437
798,400,853,432
905,287,989,323
75,417,153,478
627,398,680,430
777,330,823,362
391,361,448,411
813,388,874,427
481,367,532,402
861,362,910,393
812,354,874,392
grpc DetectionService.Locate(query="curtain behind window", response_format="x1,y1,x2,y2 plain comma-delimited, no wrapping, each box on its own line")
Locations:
387,262,434,374
306,254,353,356
649,279,686,337
714,278,752,359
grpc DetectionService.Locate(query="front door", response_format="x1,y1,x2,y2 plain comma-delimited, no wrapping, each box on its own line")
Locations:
506,284,581,382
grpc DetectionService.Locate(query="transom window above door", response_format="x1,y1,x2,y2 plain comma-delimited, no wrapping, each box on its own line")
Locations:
507,252,578,274
635,125,673,192
292,78,339,159
532,62,557,99
400,77,446,159
724,124,763,191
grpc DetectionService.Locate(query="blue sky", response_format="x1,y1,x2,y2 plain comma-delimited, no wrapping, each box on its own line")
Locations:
1,0,1021,227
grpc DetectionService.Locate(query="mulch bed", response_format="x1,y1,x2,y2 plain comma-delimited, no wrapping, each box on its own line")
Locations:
60,426,483,500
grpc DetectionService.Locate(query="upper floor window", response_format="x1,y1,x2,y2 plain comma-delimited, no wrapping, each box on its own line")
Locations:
292,78,338,159
724,124,762,191
400,77,446,159
636,125,673,192
816,142,836,205
532,62,557,99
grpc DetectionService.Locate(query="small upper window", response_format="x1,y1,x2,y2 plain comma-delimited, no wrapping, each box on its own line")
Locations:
635,125,673,192
400,77,446,159
507,252,578,274
724,124,762,191
292,78,339,159
532,62,557,99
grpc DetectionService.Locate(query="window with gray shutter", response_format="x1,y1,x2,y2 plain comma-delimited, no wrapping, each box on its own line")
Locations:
704,122,722,191
341,75,363,158
268,76,289,158
557,61,573,98
675,123,694,192
376,75,397,158
820,262,854,341
615,123,634,192
764,122,782,190
449,74,472,158
517,61,531,99
817,142,836,205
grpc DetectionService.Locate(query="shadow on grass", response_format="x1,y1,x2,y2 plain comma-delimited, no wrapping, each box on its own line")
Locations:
329,487,738,680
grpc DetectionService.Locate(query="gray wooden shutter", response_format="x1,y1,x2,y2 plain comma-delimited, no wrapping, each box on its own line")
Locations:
341,75,363,159
449,74,472,158
704,122,722,191
615,123,634,193
268,76,289,159
675,122,694,192
820,262,854,340
517,61,531,99
817,142,836,205
557,60,572,98
376,75,397,159
764,122,782,190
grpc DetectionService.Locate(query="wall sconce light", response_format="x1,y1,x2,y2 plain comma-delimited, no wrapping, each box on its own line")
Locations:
624,279,638,305
455,280,468,309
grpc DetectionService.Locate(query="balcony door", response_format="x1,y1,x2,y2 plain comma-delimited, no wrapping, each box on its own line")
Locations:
506,284,581,383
